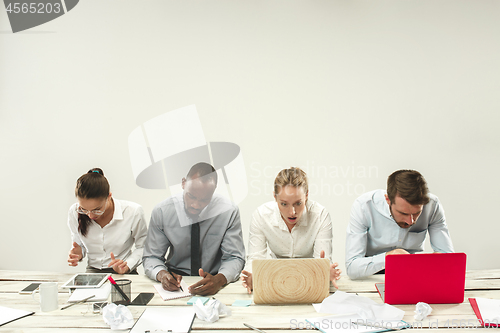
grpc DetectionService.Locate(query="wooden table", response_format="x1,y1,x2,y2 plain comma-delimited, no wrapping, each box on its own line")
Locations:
1,269,499,332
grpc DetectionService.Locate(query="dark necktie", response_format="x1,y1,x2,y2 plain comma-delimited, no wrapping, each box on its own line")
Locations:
191,223,201,276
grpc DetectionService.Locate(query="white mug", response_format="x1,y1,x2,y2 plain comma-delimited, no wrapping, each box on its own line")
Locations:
32,282,58,312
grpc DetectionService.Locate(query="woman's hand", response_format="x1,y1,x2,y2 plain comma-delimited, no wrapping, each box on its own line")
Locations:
68,242,83,266
329,262,341,288
240,270,253,294
108,252,130,274
320,250,341,289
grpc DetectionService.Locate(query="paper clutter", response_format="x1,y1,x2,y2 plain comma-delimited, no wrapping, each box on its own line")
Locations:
414,302,432,321
102,303,134,330
314,291,404,321
193,298,231,323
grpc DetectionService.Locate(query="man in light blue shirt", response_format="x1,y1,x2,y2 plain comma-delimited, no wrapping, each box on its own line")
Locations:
345,169,454,280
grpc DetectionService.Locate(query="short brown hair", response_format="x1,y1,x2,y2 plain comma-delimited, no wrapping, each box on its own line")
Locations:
274,167,308,196
387,169,430,205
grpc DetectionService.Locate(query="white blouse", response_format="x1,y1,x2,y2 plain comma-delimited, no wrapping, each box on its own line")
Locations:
245,199,333,272
67,198,148,271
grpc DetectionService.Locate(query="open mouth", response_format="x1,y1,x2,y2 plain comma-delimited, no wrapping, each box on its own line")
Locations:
288,217,297,223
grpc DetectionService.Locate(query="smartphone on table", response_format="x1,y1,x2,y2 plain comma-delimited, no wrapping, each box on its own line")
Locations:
130,292,154,306
19,283,41,294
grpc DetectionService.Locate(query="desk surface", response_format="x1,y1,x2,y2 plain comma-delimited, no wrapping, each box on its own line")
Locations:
1,269,499,332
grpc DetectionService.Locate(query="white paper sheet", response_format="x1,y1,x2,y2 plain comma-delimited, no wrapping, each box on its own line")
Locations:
475,298,500,323
0,306,34,326
67,283,111,302
130,307,195,333
315,291,404,321
153,280,192,301
307,314,408,333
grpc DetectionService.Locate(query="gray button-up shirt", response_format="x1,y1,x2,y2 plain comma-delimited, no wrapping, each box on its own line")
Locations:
143,193,245,283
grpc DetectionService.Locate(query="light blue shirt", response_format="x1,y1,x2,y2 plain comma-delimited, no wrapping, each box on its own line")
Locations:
345,189,454,280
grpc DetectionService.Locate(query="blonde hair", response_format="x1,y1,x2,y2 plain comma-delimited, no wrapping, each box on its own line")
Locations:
274,167,308,196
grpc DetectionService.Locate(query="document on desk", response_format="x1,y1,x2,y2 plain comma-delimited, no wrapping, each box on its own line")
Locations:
469,297,500,327
129,307,195,333
306,314,409,333
0,306,34,327
68,283,111,302
153,280,192,301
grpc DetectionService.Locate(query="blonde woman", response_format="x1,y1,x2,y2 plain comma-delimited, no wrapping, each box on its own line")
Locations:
241,167,341,293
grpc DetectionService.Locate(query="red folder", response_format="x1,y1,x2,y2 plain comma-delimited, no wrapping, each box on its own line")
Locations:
469,298,500,328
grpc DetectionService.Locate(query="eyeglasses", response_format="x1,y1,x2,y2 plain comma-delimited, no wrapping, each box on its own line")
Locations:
76,199,108,216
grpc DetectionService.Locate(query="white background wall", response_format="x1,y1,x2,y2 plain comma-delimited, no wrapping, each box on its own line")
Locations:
1,0,499,274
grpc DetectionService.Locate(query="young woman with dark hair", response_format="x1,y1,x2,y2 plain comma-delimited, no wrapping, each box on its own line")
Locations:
67,168,148,274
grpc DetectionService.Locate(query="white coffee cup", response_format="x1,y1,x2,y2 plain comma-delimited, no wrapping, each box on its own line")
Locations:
32,282,58,312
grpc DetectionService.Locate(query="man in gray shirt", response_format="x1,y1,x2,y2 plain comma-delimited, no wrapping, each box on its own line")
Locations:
143,162,245,295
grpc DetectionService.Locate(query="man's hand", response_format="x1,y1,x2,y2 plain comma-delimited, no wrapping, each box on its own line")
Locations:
320,250,341,289
240,270,253,294
68,242,83,266
386,249,409,256
108,252,130,274
157,270,183,291
188,268,227,296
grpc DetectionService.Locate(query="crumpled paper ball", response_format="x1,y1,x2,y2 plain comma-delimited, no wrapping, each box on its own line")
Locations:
102,303,134,330
193,298,232,323
414,302,432,321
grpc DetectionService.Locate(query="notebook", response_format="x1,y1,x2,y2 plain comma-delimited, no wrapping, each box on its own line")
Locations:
153,280,192,301
469,297,500,327
252,258,330,304
375,253,467,304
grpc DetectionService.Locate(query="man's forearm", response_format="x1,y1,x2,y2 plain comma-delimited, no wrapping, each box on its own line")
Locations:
218,258,245,283
143,256,167,281
346,253,385,280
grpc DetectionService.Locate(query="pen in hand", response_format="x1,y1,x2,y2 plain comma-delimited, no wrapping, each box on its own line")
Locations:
166,267,183,292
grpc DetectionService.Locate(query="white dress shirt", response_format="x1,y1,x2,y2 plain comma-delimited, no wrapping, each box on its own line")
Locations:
245,199,333,272
67,198,148,271
345,189,454,280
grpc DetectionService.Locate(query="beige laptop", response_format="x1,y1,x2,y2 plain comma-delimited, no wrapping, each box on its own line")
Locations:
252,258,330,304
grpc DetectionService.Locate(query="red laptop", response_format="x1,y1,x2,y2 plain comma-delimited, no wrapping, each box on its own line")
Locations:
375,253,467,305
